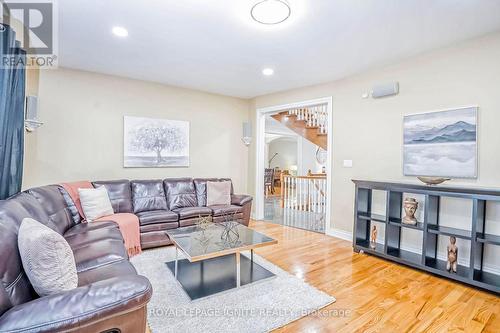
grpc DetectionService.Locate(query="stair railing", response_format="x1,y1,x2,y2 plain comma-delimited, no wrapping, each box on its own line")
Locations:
287,104,328,134
280,173,327,214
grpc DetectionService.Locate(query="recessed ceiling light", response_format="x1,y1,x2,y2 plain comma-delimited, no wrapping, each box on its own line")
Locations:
262,68,274,76
112,26,128,37
251,0,291,25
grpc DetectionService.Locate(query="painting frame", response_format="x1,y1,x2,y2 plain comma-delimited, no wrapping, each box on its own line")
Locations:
402,106,478,179
123,116,190,168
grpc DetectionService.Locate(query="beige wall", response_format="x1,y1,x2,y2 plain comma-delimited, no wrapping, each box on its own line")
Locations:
23,68,250,192
268,138,297,170
249,32,500,240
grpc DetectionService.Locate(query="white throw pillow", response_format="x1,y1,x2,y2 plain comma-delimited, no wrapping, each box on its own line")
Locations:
18,218,78,297
78,186,114,221
206,181,231,206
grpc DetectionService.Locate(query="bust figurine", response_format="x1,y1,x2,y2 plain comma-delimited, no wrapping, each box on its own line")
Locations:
446,236,458,273
370,225,377,249
402,197,418,225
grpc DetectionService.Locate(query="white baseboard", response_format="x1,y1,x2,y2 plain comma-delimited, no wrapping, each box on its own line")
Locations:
326,228,353,242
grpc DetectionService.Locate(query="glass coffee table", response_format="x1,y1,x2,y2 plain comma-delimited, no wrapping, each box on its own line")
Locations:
165,221,277,300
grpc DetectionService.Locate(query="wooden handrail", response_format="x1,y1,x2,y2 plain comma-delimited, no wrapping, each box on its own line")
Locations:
282,175,326,180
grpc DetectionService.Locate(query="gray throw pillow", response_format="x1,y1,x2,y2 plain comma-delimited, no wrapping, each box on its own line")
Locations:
18,218,78,296
206,181,232,206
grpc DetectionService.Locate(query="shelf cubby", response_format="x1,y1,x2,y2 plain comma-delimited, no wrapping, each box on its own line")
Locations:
476,233,500,246
474,270,500,289
388,217,424,231
427,225,472,240
425,257,470,280
353,180,500,294
355,238,384,255
388,246,422,265
357,212,386,223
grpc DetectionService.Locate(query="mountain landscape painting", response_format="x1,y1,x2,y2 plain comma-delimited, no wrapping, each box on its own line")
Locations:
403,107,477,178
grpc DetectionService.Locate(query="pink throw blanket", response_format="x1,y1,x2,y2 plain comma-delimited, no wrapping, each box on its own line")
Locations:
60,181,142,257
95,213,142,257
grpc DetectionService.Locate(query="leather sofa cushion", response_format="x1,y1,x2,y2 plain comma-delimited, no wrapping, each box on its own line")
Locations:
77,260,137,286
213,213,243,223
209,204,243,216
194,178,234,206
140,222,178,233
27,185,76,235
136,210,178,226
93,180,133,213
163,178,197,210
72,239,128,273
140,231,173,249
65,226,124,249
131,180,168,213
63,221,118,237
179,218,198,227
172,206,212,220
0,193,51,314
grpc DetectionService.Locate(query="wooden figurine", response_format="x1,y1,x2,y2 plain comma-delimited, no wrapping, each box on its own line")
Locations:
370,225,377,249
446,236,458,273
402,197,418,225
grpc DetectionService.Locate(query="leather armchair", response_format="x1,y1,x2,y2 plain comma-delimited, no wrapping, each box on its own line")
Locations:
0,276,152,333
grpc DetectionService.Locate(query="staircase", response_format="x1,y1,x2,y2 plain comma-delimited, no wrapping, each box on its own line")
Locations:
271,104,328,150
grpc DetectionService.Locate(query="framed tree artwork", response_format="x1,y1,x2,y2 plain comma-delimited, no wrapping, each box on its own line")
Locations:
124,116,189,167
403,106,478,178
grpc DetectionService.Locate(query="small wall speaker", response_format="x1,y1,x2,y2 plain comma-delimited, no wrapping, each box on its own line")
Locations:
25,95,43,132
242,122,252,146
371,82,399,98
26,95,38,120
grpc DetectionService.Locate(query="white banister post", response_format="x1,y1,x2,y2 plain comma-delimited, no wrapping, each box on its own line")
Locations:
312,179,316,213
286,176,290,209
323,179,326,213
306,178,310,211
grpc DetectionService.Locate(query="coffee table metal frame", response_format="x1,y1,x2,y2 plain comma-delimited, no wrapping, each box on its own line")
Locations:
166,224,278,299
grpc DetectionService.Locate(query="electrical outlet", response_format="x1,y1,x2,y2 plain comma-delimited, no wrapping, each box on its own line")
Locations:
343,160,353,168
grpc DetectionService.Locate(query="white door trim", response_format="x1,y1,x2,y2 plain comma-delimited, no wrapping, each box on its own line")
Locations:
255,96,334,234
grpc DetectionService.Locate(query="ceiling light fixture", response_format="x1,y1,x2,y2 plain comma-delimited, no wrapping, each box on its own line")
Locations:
251,0,291,25
262,68,274,76
112,26,128,37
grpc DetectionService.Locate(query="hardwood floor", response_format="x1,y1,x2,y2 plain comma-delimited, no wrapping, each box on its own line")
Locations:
146,220,499,332
247,220,500,333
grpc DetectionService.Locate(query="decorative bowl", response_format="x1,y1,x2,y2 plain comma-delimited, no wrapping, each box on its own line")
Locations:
417,176,451,186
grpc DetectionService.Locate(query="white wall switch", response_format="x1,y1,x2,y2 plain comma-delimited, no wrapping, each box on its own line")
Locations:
343,160,353,168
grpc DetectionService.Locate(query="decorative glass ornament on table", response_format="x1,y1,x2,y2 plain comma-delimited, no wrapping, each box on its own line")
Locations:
217,212,241,248
194,215,213,252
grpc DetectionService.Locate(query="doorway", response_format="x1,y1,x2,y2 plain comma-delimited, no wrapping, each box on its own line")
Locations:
255,97,333,234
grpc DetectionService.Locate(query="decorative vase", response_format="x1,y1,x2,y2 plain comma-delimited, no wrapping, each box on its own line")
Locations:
402,197,418,225
417,176,451,186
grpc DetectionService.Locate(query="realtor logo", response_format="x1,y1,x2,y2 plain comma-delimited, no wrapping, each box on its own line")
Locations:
1,0,58,68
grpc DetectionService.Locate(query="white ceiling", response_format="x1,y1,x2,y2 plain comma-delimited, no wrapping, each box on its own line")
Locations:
58,0,500,98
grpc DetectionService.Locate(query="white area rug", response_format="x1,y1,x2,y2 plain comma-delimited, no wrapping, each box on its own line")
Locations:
131,247,335,333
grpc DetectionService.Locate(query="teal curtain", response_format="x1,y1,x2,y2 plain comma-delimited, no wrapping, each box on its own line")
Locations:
0,24,26,199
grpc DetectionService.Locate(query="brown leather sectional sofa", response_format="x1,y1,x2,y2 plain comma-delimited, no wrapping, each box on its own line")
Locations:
94,178,252,249
0,177,252,332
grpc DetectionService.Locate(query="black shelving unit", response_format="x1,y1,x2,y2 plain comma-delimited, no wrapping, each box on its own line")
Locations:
353,180,500,294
